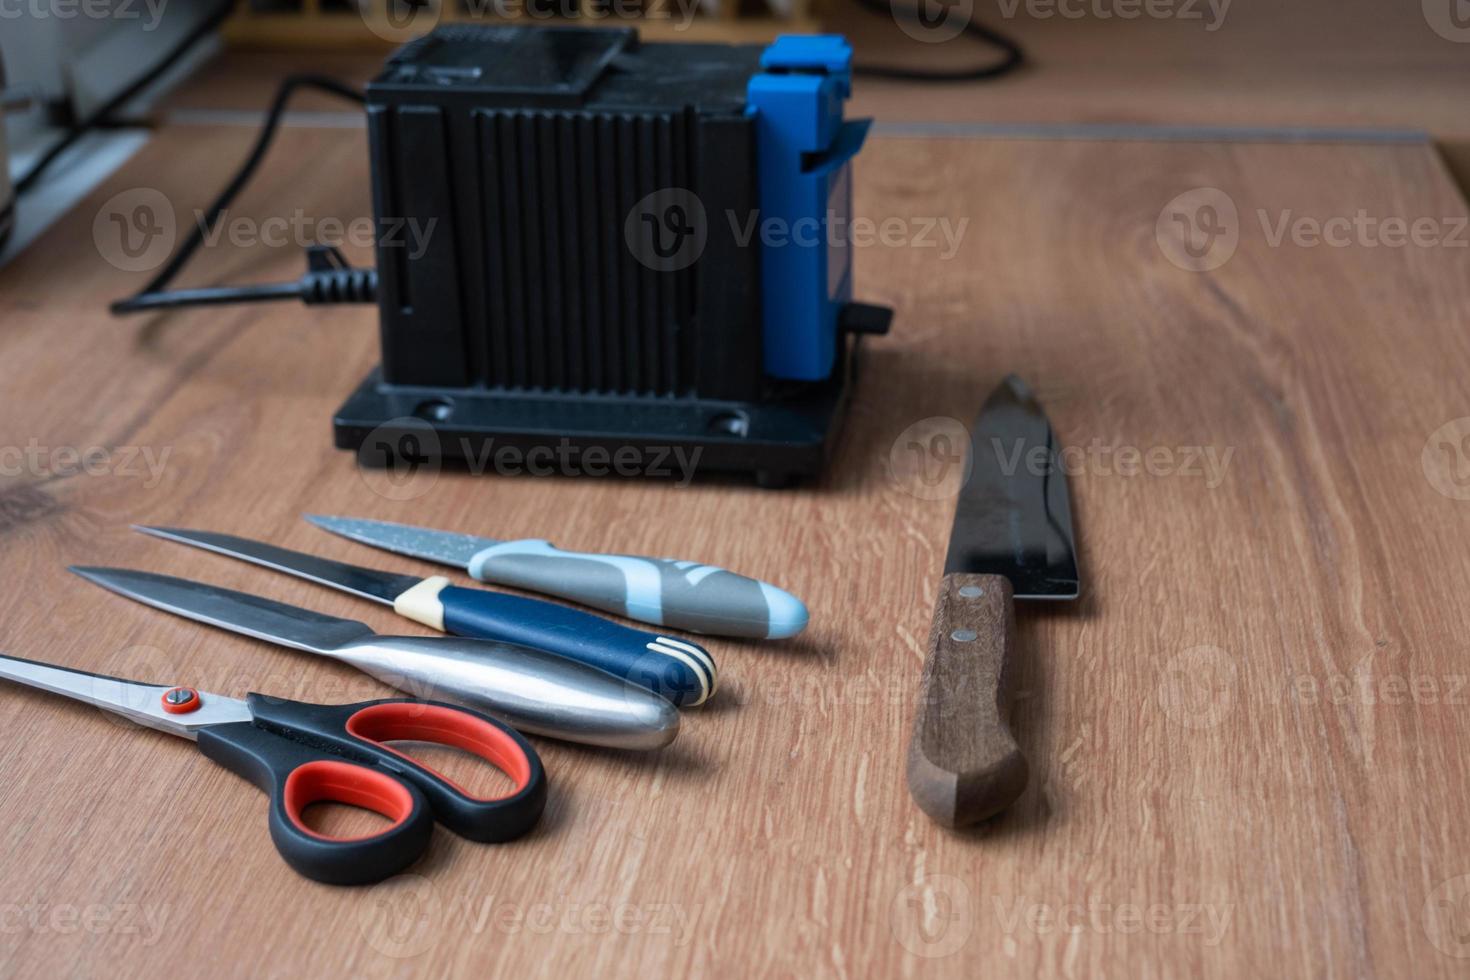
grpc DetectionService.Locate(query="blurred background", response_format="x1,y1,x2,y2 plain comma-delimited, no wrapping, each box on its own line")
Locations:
3,0,1467,261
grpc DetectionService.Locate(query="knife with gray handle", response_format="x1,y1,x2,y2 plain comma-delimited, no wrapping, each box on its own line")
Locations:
304,515,809,640
906,376,1081,827
70,566,680,751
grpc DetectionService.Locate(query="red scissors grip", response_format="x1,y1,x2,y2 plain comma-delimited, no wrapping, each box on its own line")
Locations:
196,720,436,885
282,760,417,842
238,693,546,847
345,702,536,799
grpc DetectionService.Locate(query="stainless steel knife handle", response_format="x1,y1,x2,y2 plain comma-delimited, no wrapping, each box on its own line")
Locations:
332,635,680,751
906,573,1028,826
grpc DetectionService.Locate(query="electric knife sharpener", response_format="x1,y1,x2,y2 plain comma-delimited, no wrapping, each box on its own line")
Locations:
332,25,892,487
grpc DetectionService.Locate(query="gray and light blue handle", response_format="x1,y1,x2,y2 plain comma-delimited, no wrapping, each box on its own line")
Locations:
460,540,809,640
391,577,716,708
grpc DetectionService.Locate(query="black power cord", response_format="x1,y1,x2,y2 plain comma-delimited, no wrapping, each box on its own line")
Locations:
113,243,378,311
111,74,376,315
850,0,1026,82
98,10,1016,316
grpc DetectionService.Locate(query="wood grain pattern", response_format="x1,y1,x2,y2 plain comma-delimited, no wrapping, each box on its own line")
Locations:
908,573,1027,828
2,118,1470,978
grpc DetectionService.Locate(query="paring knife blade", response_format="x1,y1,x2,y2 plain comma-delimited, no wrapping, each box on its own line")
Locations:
132,526,716,708
304,514,809,640
136,527,422,605
69,566,681,751
906,375,1082,827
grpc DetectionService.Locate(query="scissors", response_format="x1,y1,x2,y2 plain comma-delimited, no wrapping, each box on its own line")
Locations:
0,653,546,885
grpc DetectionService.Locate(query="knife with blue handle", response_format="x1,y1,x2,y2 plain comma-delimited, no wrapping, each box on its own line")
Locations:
304,515,810,640
133,526,716,708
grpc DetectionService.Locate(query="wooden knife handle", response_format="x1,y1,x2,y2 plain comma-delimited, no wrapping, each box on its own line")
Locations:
906,573,1029,827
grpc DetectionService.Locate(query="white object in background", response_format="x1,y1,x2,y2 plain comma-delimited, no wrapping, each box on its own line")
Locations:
0,47,14,255
0,130,150,267
0,0,216,130
0,0,220,266
0,121,12,253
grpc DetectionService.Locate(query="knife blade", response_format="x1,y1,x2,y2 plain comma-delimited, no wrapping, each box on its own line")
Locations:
304,514,809,640
69,566,681,751
132,526,715,708
906,375,1081,827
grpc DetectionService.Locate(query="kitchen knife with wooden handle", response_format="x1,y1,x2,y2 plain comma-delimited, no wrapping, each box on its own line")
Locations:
906,376,1080,828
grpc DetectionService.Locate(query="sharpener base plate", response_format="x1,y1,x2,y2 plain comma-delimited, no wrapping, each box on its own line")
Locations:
332,343,860,488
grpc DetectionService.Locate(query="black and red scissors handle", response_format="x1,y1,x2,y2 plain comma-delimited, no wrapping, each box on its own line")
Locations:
196,694,545,885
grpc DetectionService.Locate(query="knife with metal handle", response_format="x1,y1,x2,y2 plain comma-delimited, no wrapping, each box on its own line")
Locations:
70,566,681,751
305,515,810,640
906,376,1081,827
133,526,716,709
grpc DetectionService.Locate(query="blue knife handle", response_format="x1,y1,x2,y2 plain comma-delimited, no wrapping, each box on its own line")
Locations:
464,540,809,640
436,586,715,708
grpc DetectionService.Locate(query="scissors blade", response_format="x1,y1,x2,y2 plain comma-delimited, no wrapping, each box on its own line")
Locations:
305,515,495,570
0,653,251,738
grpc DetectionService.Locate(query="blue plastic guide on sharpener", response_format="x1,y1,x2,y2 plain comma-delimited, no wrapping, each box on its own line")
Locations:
748,35,873,383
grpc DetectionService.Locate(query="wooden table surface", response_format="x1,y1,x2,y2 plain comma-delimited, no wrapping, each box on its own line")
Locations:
4,104,1470,978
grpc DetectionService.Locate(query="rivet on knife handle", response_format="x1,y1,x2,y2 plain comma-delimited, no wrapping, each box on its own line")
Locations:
907,573,1028,827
